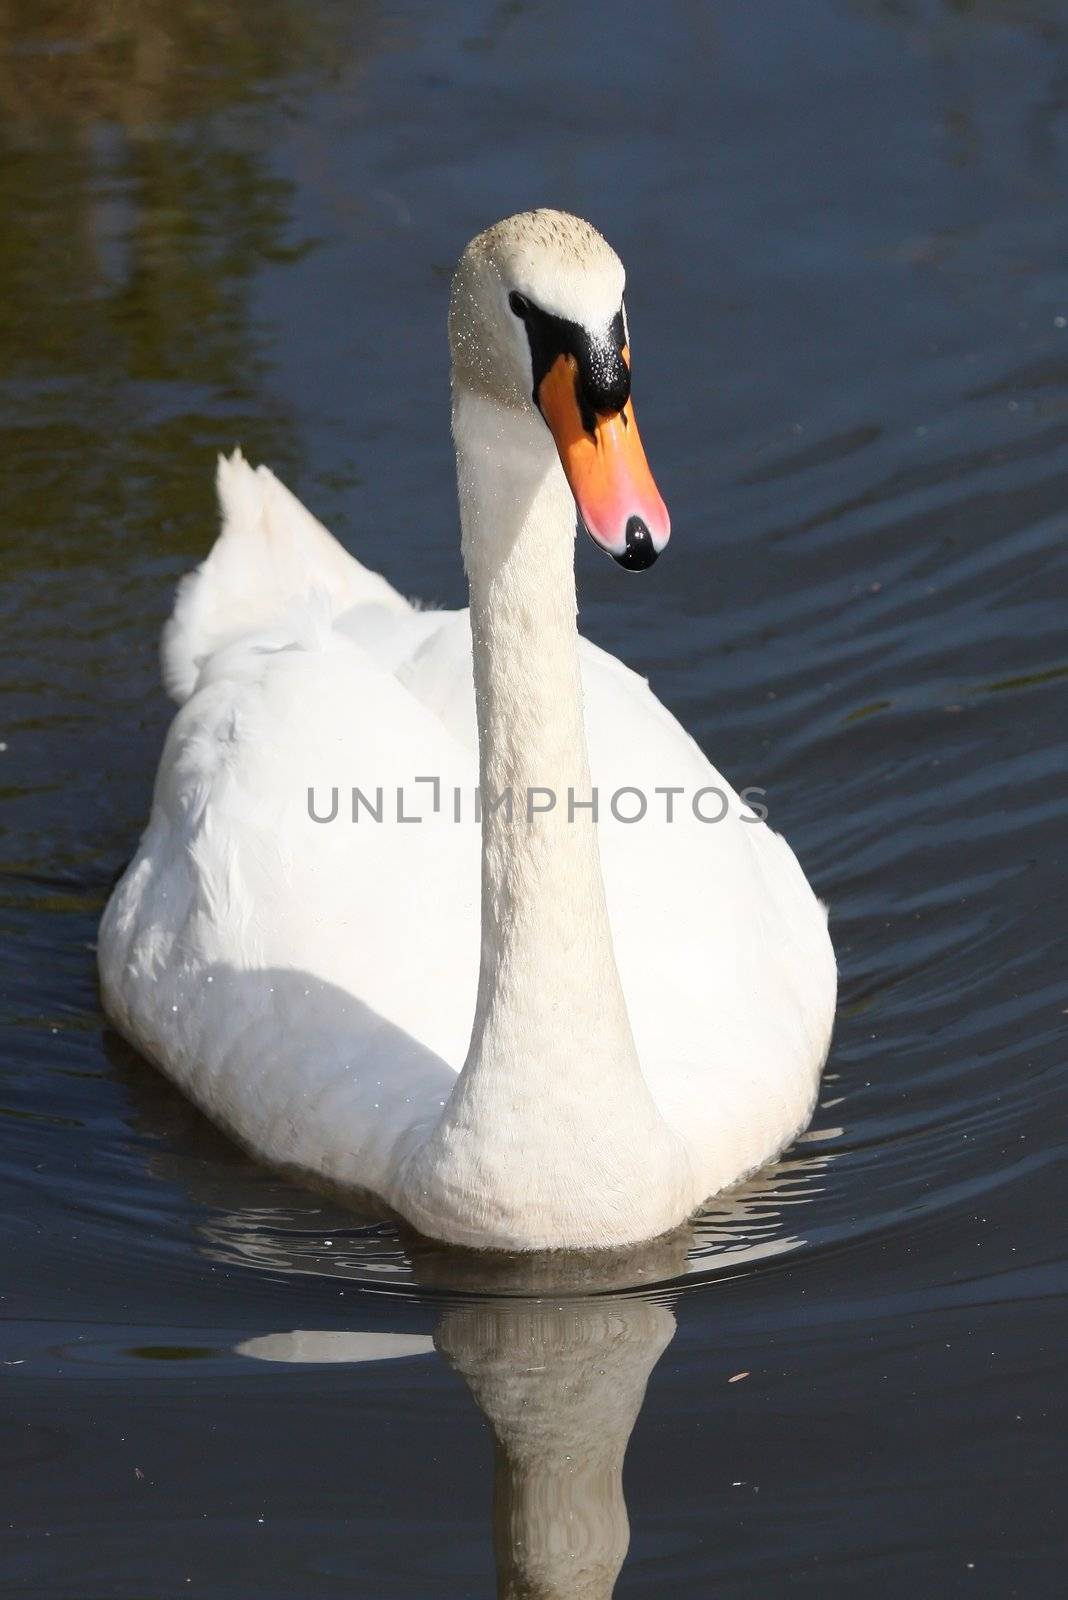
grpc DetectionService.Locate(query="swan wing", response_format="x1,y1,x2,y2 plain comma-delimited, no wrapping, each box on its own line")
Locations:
162,450,415,703
102,458,481,1194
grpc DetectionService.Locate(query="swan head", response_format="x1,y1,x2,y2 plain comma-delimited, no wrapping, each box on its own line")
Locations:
449,209,670,570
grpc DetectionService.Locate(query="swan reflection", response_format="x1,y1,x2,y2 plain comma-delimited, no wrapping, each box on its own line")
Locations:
437,1296,674,1600
237,1238,687,1598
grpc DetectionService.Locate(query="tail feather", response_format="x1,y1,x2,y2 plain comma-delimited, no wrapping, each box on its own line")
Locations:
161,449,411,703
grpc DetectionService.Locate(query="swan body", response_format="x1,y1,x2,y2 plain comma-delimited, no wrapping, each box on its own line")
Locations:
100,210,836,1250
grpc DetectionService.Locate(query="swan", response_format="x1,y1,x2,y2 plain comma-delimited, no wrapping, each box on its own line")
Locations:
99,208,836,1252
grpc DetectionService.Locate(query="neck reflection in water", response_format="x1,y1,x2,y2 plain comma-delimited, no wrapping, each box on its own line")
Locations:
438,1296,674,1600
237,1233,690,1599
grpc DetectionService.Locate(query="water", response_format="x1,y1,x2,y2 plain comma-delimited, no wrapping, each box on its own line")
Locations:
1,1,1065,1593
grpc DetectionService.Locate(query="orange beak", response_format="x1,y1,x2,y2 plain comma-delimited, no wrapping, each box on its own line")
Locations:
537,350,670,570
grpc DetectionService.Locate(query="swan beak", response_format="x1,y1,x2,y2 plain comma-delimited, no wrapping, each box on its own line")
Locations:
537,351,671,571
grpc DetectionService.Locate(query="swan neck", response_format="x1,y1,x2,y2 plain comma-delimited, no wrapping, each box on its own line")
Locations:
391,388,687,1252
456,391,637,1066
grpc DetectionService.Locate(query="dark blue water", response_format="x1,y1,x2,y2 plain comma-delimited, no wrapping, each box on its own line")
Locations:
1,2,1065,1594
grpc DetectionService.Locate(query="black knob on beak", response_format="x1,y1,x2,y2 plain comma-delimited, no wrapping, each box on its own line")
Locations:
614,516,659,571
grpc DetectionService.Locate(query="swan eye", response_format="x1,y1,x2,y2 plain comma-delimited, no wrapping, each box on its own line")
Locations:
509,291,531,319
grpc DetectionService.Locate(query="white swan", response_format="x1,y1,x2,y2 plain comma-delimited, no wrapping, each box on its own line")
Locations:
100,209,836,1251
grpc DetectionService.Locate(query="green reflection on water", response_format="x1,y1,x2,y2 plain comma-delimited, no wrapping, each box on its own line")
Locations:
842,697,893,725
0,0,363,574
127,1344,217,1361
979,662,1068,695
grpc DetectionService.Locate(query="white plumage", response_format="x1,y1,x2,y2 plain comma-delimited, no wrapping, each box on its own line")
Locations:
100,211,836,1250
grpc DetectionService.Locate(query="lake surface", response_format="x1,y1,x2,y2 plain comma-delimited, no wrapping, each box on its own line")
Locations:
1,1,1065,1594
